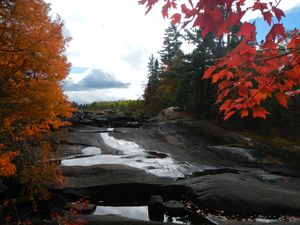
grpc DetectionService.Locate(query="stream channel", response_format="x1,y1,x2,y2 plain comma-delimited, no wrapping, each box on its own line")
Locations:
62,129,201,224
60,128,298,224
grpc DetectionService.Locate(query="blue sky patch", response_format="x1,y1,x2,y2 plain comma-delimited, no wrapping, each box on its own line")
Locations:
255,7,300,42
70,67,88,74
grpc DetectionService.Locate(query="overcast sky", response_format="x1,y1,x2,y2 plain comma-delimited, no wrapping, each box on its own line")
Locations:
46,0,300,104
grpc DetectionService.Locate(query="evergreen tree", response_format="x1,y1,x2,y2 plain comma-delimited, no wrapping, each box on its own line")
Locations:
144,55,160,103
159,23,184,67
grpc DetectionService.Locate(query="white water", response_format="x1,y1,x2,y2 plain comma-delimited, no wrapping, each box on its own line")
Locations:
62,133,194,178
82,147,101,155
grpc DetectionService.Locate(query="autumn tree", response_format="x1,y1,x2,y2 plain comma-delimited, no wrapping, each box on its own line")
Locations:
139,0,300,120
0,0,72,206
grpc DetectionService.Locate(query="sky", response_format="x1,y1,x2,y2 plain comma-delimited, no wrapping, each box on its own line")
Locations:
45,0,300,104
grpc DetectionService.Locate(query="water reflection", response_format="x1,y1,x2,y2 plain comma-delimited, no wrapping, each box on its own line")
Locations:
94,206,148,221
93,206,191,224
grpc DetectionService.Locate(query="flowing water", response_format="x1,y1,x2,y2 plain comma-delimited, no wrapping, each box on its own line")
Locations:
62,132,201,178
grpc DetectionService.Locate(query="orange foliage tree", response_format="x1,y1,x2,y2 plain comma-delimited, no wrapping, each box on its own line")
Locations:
139,0,300,120
0,0,72,201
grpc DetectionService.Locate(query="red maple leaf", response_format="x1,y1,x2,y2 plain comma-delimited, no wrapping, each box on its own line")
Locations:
162,1,171,18
171,13,181,24
263,11,273,26
181,4,194,18
203,66,216,79
272,6,285,21
139,0,159,14
219,99,232,113
266,23,286,42
276,92,288,108
213,69,228,83
225,0,234,9
252,1,267,10
252,107,270,119
240,109,249,118
224,111,235,120
212,8,223,22
237,22,256,41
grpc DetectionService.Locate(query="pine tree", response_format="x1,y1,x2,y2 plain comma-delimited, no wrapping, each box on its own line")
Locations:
159,23,184,67
144,55,160,103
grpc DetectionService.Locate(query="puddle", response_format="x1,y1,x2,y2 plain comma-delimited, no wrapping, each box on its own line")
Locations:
205,214,300,224
94,206,148,221
94,206,192,224
62,133,200,178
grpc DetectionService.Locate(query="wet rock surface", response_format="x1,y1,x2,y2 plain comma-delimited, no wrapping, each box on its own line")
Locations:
164,200,190,217
58,165,174,204
53,110,300,224
176,173,300,216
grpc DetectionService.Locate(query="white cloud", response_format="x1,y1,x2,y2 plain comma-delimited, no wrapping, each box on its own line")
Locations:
65,68,129,91
46,0,169,102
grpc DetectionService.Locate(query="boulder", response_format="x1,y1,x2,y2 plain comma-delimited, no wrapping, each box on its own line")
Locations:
151,107,179,122
164,200,189,217
148,195,164,221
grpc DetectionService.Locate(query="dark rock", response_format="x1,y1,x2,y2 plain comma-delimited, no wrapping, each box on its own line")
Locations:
110,121,139,128
164,200,189,217
176,173,300,217
94,116,108,123
219,221,300,225
260,165,300,178
63,128,102,147
79,118,95,126
148,195,164,221
69,110,143,128
253,171,283,183
206,146,260,163
189,168,242,177
53,165,173,205
146,151,169,159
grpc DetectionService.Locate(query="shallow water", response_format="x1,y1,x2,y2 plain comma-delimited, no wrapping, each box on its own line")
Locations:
94,206,148,221
62,132,200,178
